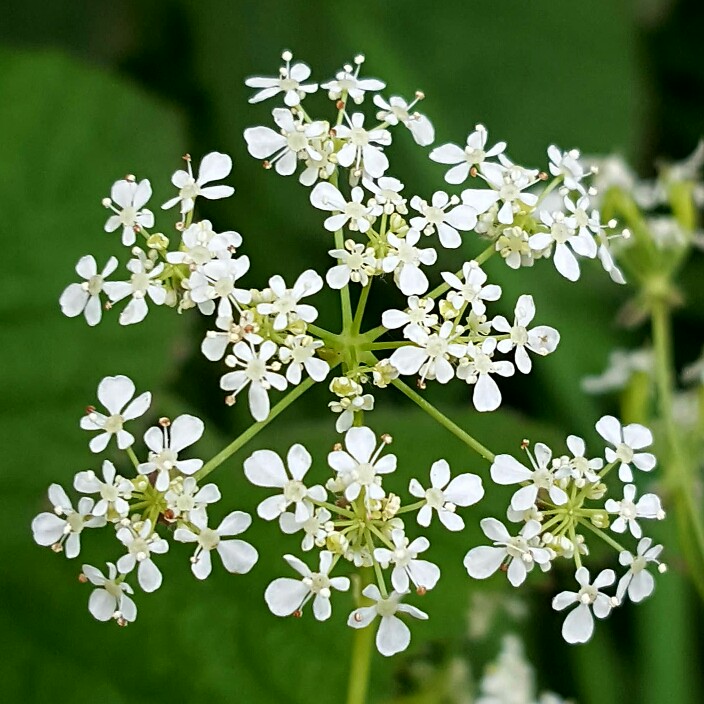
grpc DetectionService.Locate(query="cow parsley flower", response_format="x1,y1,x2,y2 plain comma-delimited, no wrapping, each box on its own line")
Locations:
327,240,377,289
73,460,132,517
82,563,137,624
362,175,407,214
256,269,323,331
279,335,330,384
441,261,501,316
382,296,437,335
175,510,258,579
322,55,385,104
166,220,242,267
164,477,221,521
373,93,434,146
279,506,332,551
60,255,118,326
103,178,154,246
373,529,441,593
547,145,585,194
380,229,437,295
456,338,515,412
595,415,656,482
409,191,477,249
605,484,665,538
80,375,151,452
265,551,349,620
116,519,169,593
335,112,391,178
430,124,506,184
162,152,235,214
552,567,617,644
245,51,318,106
188,256,252,318
617,538,665,603
310,182,376,233
103,258,167,326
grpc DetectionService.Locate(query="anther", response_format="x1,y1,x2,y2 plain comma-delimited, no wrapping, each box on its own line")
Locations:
101,197,112,208
263,160,272,170
125,174,136,182
416,586,427,596
225,394,236,406
469,166,478,178
182,153,191,162
353,612,363,622
293,609,303,619
78,572,88,583
538,171,548,181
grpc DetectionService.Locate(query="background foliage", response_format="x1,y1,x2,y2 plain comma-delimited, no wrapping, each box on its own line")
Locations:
1,1,702,703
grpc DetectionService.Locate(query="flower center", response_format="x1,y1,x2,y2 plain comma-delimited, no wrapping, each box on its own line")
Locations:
349,127,369,146
104,414,124,434
345,202,367,220
100,484,119,502
465,147,486,163
309,572,331,593
119,206,137,226
287,130,308,152
198,527,220,551
425,336,448,358
425,487,445,509
246,358,267,381
424,206,445,225
474,353,493,375
512,325,528,346
375,597,398,617
283,479,307,503
616,443,634,463
131,272,151,294
67,512,85,533
86,274,104,296
354,462,376,486
154,448,178,472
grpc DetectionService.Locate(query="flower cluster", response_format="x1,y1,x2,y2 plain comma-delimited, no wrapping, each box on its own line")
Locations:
31,375,257,624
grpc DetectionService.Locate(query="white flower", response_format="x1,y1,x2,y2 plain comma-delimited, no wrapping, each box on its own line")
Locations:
244,444,326,522
221,340,287,421
73,460,132,517
166,220,242,267
322,55,385,104
80,375,151,452
137,414,205,492
362,175,407,214
456,338,515,412
374,529,440,592
529,211,595,282
327,426,397,505
103,258,167,325
82,563,137,624
280,336,330,385
201,313,262,361
329,393,375,433
280,506,332,551
390,320,465,385
31,485,105,557
495,226,534,269
430,124,506,184
464,519,552,587
103,178,154,246
335,112,391,178
552,567,616,644
116,519,169,593
256,269,323,331
595,415,656,482
441,261,501,316
382,296,437,335
617,538,664,603
244,108,328,175
381,229,437,295
490,445,568,511
164,476,221,521
60,255,118,326
174,510,258,579
553,435,603,485
373,93,434,146
409,191,477,249
547,145,585,193
605,484,665,538
188,256,252,318
582,349,653,395
326,240,377,289
162,152,234,214
491,295,560,374
409,459,483,531
347,585,428,657
310,182,375,233
265,551,349,620
245,51,318,106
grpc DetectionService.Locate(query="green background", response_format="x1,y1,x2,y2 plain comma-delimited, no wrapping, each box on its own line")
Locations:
1,1,702,703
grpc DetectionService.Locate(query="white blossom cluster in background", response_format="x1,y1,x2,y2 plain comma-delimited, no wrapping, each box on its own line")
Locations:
37,51,670,657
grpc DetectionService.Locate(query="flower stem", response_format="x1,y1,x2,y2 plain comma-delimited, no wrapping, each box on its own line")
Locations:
346,568,375,704
389,378,495,462
195,372,332,481
126,447,139,471
353,281,372,335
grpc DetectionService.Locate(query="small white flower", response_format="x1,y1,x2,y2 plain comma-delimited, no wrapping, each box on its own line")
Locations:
103,258,167,325
491,295,560,374
322,55,385,105
60,255,118,326
329,393,374,433
554,435,603,485
605,484,665,538
362,175,407,214
617,538,664,603
381,229,437,295
456,338,515,413
31,485,106,558
390,320,466,385
490,445,568,511
201,312,262,361
265,551,349,620
595,415,656,482
335,112,391,178
430,124,506,184
552,567,616,644
279,335,330,384
327,426,397,505
174,510,258,579
495,226,534,270
256,269,323,331
116,519,169,593
244,108,328,175
409,191,477,249
138,414,205,492
103,178,154,246
441,261,502,316
464,518,552,587
279,506,332,551
162,152,235,214
327,239,378,289
166,220,242,267
164,476,221,521
188,256,252,318
382,296,437,335
374,529,440,592
409,459,484,531
244,443,326,522
73,460,132,517
80,375,151,452
82,562,137,623
245,51,318,106
347,585,428,657
373,93,434,146
547,145,585,193
310,182,375,233
221,340,287,421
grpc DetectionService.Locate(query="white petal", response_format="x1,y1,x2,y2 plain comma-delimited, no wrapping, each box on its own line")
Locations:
265,578,309,616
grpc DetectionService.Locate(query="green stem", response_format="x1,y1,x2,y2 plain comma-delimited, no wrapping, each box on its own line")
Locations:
353,281,372,335
195,373,329,481
126,447,139,471
346,568,375,704
389,378,495,462
307,324,340,346
579,519,627,553
361,341,410,350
